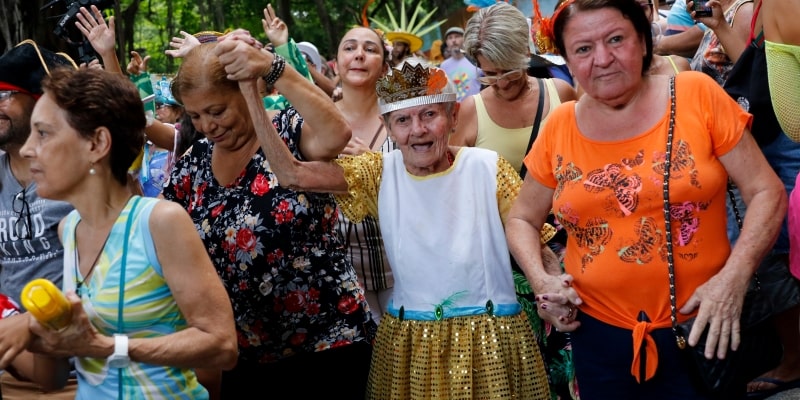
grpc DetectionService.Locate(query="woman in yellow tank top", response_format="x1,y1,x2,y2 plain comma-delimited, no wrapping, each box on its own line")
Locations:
450,3,577,175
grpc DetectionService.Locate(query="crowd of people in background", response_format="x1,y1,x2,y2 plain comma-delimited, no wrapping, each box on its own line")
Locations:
0,0,799,399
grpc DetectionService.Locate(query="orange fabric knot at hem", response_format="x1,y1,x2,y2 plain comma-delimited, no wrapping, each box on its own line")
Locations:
631,319,659,383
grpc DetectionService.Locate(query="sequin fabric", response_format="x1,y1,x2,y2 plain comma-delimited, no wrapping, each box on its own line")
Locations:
367,312,551,399
334,151,383,224
496,157,557,244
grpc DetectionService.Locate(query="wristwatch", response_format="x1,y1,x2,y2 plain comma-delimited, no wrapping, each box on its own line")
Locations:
107,334,130,368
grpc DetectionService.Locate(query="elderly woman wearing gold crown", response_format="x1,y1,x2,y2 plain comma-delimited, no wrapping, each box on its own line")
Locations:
215,33,555,397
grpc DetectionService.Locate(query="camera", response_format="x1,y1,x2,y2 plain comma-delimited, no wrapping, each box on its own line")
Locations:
42,0,116,64
692,0,712,18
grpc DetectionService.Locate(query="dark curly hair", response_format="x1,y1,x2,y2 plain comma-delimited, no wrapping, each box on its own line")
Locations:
41,67,145,185
553,0,653,75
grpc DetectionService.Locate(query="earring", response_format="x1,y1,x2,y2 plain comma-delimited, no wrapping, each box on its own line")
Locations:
89,163,96,175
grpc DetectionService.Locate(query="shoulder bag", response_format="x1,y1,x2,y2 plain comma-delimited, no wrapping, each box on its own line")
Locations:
722,0,782,147
662,77,783,399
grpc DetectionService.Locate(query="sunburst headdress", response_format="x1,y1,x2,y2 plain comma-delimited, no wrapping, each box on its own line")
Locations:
376,62,455,114
368,1,446,53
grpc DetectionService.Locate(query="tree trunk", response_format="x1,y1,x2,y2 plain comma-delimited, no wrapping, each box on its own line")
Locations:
166,0,175,72
212,0,224,32
119,0,142,68
277,0,294,35
312,0,336,58
1,0,63,55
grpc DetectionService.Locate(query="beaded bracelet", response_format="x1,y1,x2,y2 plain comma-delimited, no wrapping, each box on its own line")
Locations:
262,54,286,86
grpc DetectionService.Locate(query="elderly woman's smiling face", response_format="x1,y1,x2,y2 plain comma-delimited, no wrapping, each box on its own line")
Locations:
562,7,647,107
386,102,458,176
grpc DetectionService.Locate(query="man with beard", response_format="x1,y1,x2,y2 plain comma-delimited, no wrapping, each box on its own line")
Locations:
440,26,482,102
0,40,77,399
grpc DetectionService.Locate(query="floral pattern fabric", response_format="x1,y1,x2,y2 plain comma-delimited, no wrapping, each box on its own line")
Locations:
162,107,375,363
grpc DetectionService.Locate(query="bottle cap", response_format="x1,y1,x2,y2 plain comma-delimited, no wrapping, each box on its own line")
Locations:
21,278,71,330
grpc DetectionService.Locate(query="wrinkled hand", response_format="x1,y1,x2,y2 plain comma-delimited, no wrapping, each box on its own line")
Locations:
28,292,102,358
219,29,264,49
75,5,116,57
166,31,201,59
0,313,33,369
214,38,272,81
126,51,150,75
687,0,725,30
80,58,104,70
679,272,748,359
533,273,582,332
262,4,289,47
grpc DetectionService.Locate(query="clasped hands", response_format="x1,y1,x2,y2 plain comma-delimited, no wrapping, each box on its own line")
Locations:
535,273,582,332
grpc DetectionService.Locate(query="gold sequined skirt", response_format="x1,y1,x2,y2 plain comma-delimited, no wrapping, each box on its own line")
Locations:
366,311,550,399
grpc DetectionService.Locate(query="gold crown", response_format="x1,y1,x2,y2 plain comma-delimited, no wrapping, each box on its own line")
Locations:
376,62,455,114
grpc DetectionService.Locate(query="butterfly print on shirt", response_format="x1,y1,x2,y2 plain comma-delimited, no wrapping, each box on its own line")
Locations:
583,163,643,216
669,200,709,246
618,216,665,265
558,206,613,273
652,140,701,188
554,155,584,200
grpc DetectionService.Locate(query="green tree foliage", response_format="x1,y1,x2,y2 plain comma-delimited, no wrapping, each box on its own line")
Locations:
2,0,463,74
125,0,463,74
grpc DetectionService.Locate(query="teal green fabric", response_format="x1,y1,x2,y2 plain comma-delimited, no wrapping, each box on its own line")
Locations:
263,39,314,111
129,72,156,115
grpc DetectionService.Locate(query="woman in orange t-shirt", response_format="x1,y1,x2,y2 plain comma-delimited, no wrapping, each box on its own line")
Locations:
506,0,785,399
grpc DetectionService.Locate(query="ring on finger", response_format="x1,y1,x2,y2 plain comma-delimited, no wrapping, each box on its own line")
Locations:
566,305,576,319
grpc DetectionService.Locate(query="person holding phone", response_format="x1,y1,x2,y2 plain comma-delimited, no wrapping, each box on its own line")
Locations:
693,0,713,17
688,0,754,85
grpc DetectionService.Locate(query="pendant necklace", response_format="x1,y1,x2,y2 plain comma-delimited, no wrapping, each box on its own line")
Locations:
74,196,134,295
74,220,113,296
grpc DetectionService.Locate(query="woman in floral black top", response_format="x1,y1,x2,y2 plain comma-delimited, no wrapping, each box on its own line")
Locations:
163,35,375,399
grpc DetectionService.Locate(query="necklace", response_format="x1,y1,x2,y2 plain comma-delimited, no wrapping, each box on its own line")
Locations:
74,220,113,296
74,196,132,295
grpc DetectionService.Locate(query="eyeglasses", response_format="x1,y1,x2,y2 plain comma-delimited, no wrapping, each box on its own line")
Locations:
0,90,20,102
477,69,525,86
12,188,32,240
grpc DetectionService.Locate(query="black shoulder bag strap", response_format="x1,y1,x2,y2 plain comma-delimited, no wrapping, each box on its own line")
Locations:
519,78,546,179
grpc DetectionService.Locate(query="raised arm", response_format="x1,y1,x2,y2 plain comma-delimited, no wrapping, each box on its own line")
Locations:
690,0,753,62
75,5,122,74
165,31,202,59
214,33,351,161
238,78,349,193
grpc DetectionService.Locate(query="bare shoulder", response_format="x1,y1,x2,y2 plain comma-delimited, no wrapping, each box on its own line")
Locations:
673,56,691,72
552,78,577,102
765,0,800,44
147,200,192,233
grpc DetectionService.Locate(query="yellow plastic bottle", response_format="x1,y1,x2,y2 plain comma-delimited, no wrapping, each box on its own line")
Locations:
20,278,72,331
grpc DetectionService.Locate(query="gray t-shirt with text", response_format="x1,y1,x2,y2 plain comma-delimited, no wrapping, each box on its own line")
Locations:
0,153,73,310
